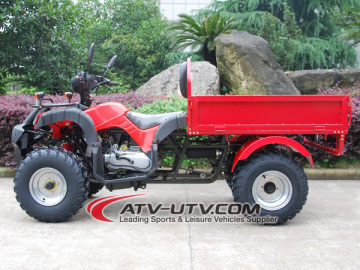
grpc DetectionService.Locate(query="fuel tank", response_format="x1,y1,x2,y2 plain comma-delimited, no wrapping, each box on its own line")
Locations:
85,102,158,152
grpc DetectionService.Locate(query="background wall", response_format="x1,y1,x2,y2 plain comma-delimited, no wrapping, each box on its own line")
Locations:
159,0,211,21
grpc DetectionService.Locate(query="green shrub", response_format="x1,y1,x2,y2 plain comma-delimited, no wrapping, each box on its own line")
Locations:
164,51,204,67
0,92,162,166
135,96,187,114
0,70,6,95
17,86,43,95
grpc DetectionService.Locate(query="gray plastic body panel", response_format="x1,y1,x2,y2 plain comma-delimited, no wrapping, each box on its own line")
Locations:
12,124,25,145
154,112,187,142
12,108,50,165
12,108,47,145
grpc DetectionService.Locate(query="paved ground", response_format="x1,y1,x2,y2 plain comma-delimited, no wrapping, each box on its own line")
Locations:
1,178,360,270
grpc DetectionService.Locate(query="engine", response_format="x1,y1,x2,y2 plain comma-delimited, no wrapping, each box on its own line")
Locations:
104,144,152,172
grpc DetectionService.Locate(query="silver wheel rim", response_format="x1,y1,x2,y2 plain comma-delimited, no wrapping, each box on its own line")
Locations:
29,168,67,206
252,171,293,211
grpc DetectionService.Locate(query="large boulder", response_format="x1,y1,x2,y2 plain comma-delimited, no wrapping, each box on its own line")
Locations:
136,62,220,96
286,69,360,95
215,31,300,95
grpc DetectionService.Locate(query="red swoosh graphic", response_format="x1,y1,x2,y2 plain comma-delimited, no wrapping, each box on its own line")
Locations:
87,195,118,213
87,194,145,222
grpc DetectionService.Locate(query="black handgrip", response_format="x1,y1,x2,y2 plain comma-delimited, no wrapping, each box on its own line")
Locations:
110,81,119,86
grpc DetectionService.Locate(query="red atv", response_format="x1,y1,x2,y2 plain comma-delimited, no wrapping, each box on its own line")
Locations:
12,44,352,224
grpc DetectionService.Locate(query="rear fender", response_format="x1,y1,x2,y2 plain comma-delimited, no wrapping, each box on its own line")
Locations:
231,136,314,172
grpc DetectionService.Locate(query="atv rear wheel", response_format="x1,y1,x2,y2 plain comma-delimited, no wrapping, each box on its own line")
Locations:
14,148,89,222
232,152,308,225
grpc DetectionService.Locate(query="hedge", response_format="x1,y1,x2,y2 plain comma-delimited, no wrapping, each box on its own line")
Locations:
312,82,360,164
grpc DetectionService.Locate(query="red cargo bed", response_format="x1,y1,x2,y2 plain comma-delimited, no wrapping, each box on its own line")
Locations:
187,95,351,136
184,59,352,137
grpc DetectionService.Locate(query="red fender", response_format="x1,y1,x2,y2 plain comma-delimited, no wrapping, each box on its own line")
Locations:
231,136,314,172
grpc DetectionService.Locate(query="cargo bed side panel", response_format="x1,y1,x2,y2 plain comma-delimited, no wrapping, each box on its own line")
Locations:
188,95,350,135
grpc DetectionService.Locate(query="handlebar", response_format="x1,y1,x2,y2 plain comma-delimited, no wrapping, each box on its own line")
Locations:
93,76,118,95
71,49,118,106
96,76,118,86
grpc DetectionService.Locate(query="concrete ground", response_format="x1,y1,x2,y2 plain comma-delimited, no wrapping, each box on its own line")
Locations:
1,178,360,270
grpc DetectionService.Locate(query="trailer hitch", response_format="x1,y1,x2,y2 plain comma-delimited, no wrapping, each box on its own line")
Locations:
303,134,345,156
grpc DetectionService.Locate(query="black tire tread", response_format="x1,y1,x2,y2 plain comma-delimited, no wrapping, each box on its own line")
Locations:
232,152,308,225
14,147,89,222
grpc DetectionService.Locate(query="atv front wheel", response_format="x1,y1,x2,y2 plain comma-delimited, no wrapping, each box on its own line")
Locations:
224,153,235,190
232,152,308,224
14,148,89,222
88,182,104,198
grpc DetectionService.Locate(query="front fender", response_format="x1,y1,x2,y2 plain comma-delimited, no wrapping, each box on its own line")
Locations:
35,107,99,145
231,136,314,172
12,108,49,165
35,107,105,183
12,108,48,145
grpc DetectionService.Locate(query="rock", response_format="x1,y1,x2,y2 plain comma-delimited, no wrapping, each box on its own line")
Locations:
286,69,360,95
136,62,220,96
215,30,300,95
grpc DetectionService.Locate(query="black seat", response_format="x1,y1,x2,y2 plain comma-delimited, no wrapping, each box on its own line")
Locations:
126,111,187,142
126,111,178,129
